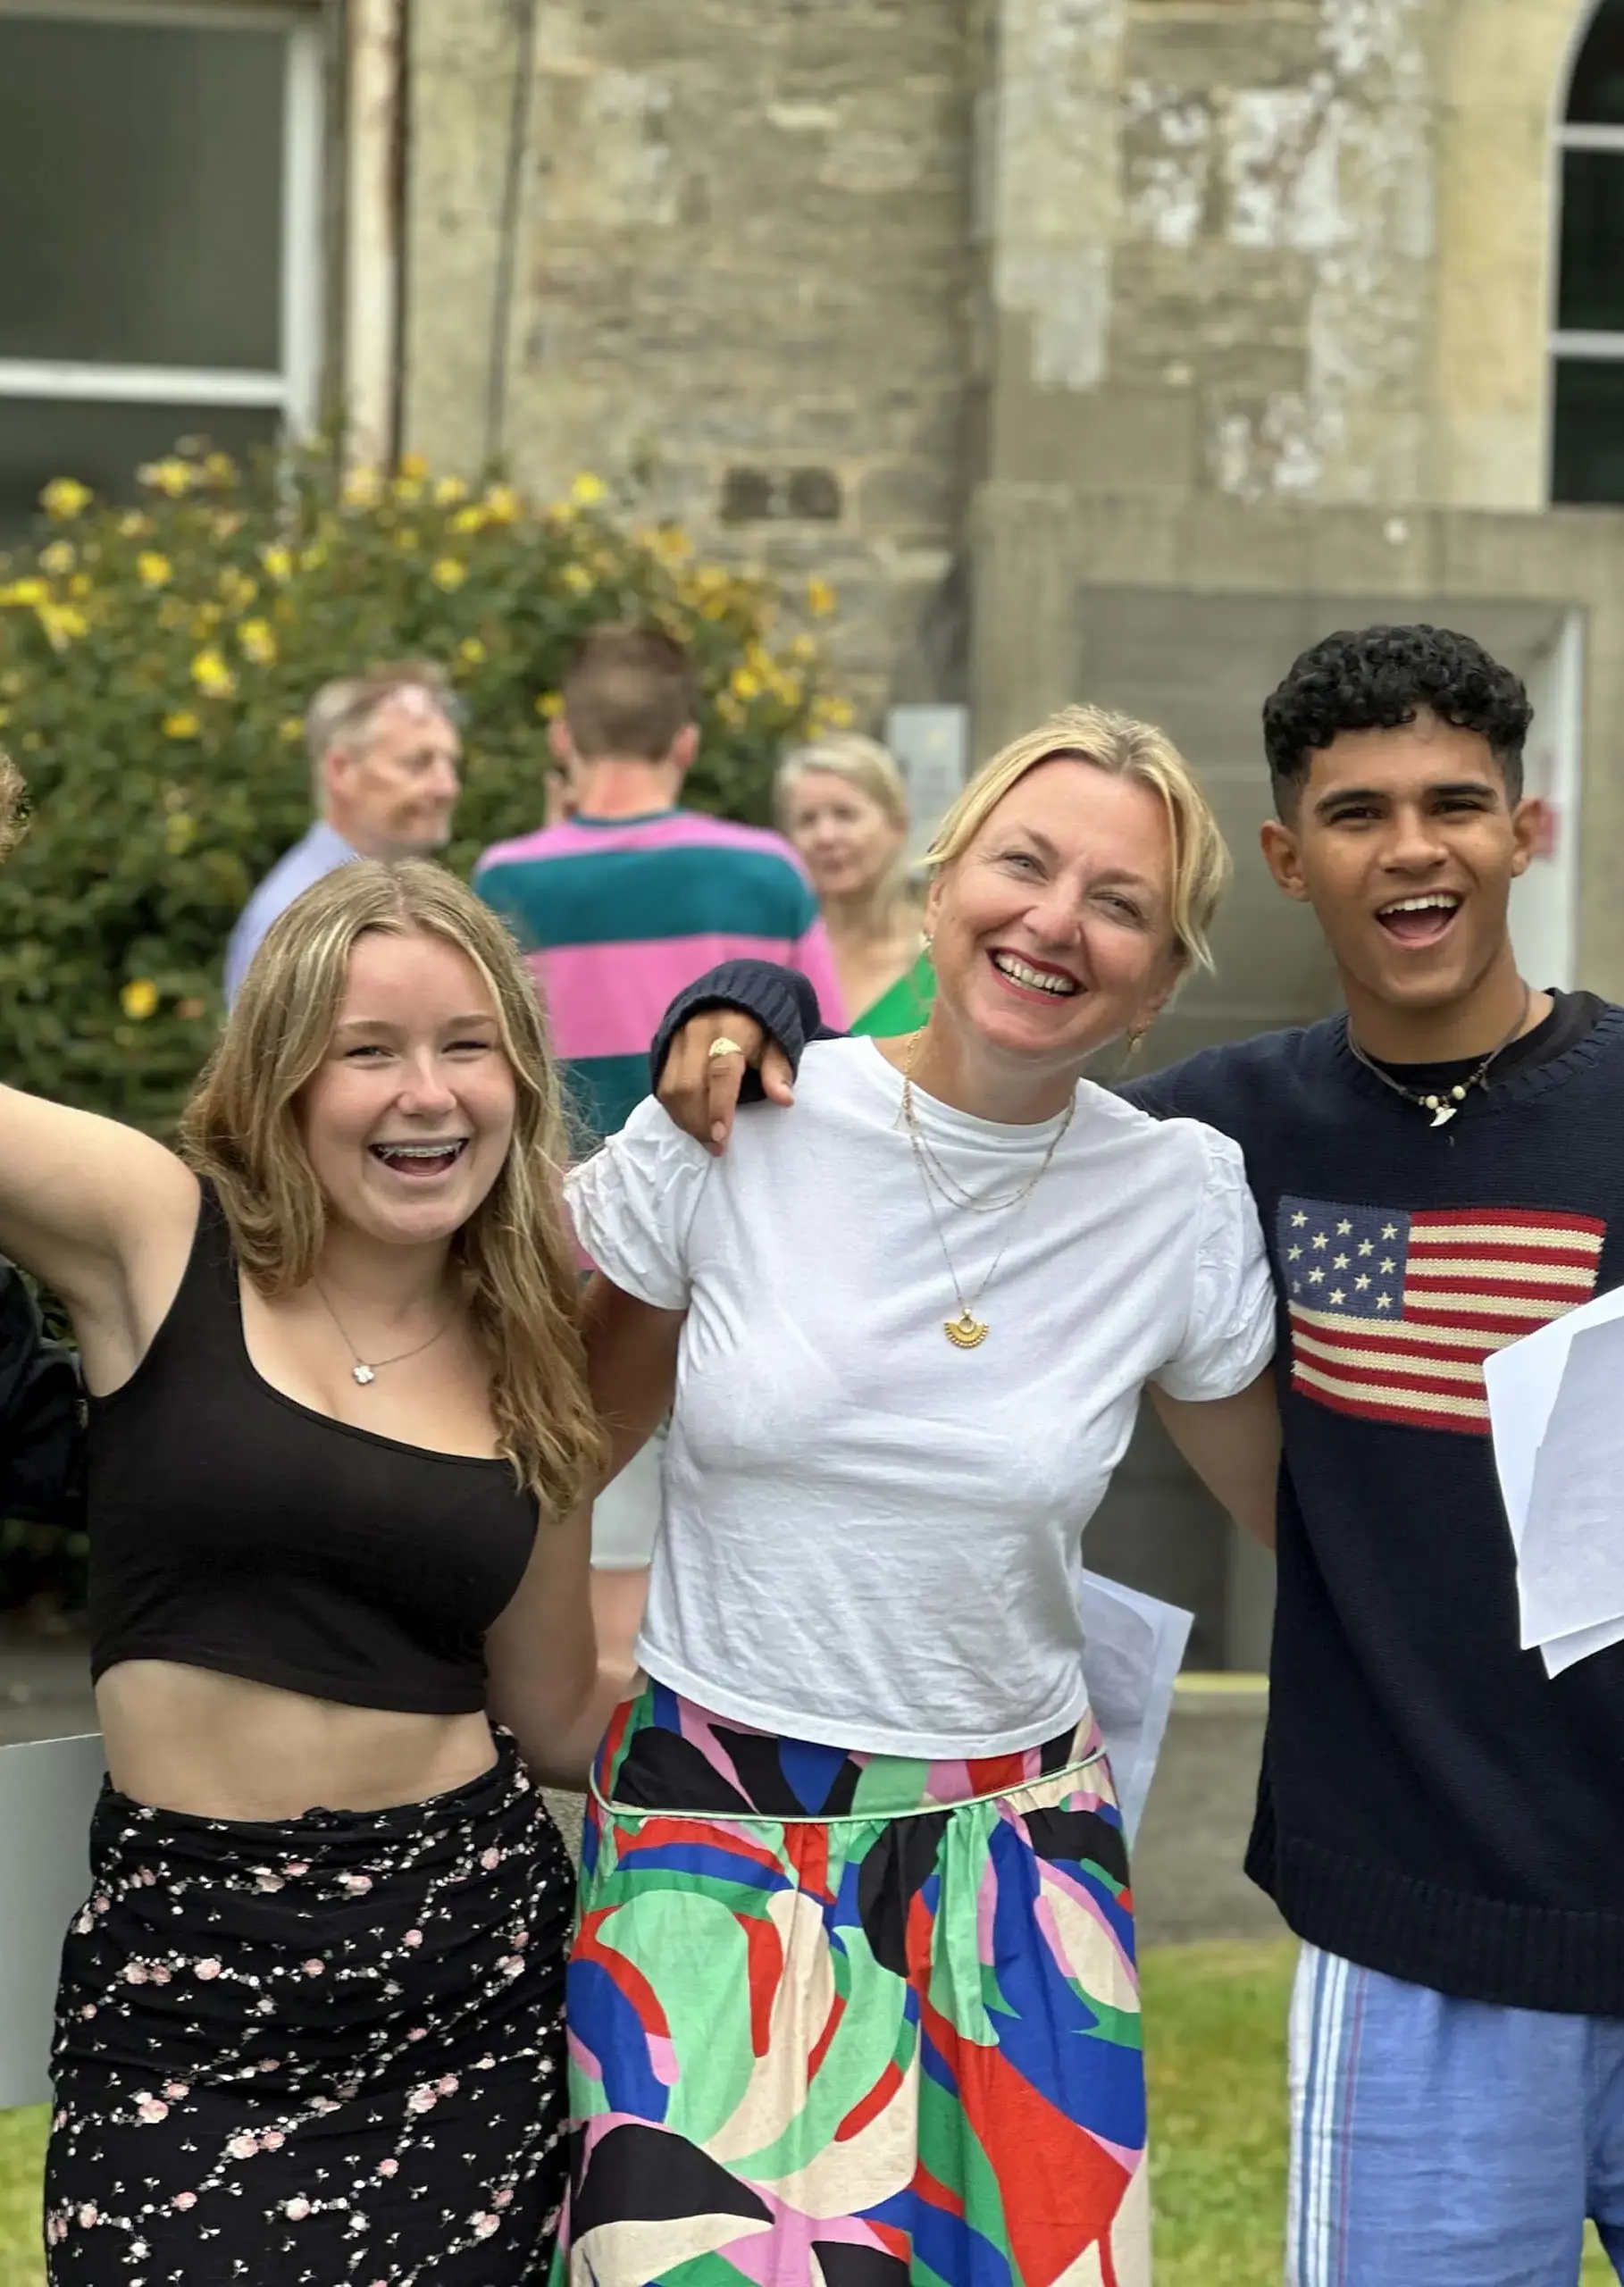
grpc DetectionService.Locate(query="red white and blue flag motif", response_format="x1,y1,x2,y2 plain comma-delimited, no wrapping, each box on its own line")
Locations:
1276,1195,1606,1436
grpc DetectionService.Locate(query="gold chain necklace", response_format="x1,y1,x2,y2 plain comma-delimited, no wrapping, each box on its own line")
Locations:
900,1031,1076,1349
308,1277,457,1387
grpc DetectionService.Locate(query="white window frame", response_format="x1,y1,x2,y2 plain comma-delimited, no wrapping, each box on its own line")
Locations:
1550,9,1624,498
0,0,323,435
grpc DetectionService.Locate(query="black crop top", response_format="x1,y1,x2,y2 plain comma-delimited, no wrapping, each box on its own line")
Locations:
87,1182,538,1714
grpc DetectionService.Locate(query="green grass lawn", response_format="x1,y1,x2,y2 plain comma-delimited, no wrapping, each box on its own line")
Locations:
0,1942,1613,2284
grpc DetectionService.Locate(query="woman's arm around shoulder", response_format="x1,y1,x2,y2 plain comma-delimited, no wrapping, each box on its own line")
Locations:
1147,1121,1281,1547
0,1083,199,1383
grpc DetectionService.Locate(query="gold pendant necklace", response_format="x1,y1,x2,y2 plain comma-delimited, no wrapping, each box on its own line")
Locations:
900,1031,1076,1348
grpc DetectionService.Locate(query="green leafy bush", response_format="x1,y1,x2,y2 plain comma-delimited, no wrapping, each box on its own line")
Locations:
0,448,849,1128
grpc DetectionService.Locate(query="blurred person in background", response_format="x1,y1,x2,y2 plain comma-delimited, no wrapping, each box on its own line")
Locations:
473,623,846,1689
224,663,463,1005
777,731,935,1035
0,754,83,1551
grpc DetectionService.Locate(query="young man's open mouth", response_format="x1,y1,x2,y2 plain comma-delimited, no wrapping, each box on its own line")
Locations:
1374,891,1462,950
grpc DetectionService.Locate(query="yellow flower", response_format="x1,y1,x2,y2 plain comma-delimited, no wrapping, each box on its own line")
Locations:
570,472,607,507
450,504,488,535
279,715,304,743
562,562,593,596
70,573,95,599
190,646,236,698
39,540,76,576
238,617,277,666
165,812,197,855
258,543,293,583
434,475,469,506
162,710,201,740
392,474,425,505
807,575,837,618
0,579,47,607
190,603,222,635
41,477,92,519
211,511,243,541
481,483,520,525
430,557,467,591
812,693,857,733
36,602,88,649
342,465,382,509
137,551,173,590
297,541,328,572
790,632,818,663
121,979,159,1020
217,567,257,607
534,691,564,719
203,450,237,484
458,636,488,666
394,527,419,552
117,510,152,539
729,665,763,702
399,450,429,482
138,457,196,498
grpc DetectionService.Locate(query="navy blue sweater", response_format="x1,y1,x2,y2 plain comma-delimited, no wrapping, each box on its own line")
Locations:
653,965,1624,2012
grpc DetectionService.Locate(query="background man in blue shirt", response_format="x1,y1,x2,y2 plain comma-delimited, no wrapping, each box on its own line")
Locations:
223,662,462,1005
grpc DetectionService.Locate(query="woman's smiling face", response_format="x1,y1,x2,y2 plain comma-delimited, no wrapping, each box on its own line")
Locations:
297,928,517,1247
925,755,1185,1082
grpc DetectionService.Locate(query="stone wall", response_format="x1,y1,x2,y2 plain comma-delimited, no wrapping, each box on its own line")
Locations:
980,0,1588,516
401,0,1598,712
404,0,975,720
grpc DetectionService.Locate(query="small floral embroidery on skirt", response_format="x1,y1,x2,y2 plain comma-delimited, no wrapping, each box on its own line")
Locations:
45,1732,571,2284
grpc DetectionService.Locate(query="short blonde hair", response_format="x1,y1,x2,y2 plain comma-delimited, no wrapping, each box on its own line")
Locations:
775,733,916,926
180,860,605,1514
928,704,1229,972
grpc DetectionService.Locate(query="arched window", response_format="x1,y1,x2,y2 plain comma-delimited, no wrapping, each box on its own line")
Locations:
1553,0,1624,501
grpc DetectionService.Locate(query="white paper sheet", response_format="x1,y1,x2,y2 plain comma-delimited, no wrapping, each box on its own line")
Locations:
1484,1284,1624,1676
1077,1570,1193,1841
0,1732,105,2111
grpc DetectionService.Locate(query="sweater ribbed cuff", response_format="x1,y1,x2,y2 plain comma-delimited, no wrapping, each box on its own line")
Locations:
649,960,820,1104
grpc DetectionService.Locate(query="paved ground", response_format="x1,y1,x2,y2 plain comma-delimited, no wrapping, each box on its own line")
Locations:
0,1640,1278,1946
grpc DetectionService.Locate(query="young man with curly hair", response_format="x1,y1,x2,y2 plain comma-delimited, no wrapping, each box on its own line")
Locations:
644,627,1624,2285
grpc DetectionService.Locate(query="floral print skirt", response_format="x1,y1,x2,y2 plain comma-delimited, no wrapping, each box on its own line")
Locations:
45,1730,571,2284
557,1682,1149,2287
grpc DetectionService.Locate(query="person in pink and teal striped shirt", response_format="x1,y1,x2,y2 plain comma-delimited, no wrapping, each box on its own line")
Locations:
473,622,845,1152
473,622,844,1670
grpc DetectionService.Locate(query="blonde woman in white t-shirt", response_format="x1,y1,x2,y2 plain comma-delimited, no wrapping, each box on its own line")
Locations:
556,706,1280,2287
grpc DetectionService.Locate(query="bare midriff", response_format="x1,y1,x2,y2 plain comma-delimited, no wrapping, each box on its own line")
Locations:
95,1660,498,1822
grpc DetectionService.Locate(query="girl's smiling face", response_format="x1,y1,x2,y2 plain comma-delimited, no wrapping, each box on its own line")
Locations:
297,928,516,1246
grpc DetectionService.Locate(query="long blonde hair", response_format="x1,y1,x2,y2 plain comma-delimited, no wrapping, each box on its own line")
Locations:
180,861,605,1513
928,704,1229,973
775,733,917,933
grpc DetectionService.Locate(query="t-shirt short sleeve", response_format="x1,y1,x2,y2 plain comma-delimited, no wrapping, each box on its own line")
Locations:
564,1096,713,1311
1153,1126,1277,1402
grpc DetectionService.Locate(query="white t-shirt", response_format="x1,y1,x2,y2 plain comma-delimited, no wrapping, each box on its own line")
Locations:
566,1037,1275,1758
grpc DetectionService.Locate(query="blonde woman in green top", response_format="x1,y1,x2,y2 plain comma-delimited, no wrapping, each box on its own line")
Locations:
775,732,936,1035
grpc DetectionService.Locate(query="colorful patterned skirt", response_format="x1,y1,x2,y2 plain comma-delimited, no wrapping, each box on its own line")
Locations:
557,1682,1148,2287
46,1730,571,2283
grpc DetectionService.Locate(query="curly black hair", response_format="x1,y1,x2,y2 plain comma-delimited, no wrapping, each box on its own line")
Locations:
1262,625,1532,813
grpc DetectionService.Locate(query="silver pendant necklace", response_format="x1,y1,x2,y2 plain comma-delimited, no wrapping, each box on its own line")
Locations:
308,1277,456,1386
1344,985,1531,1127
